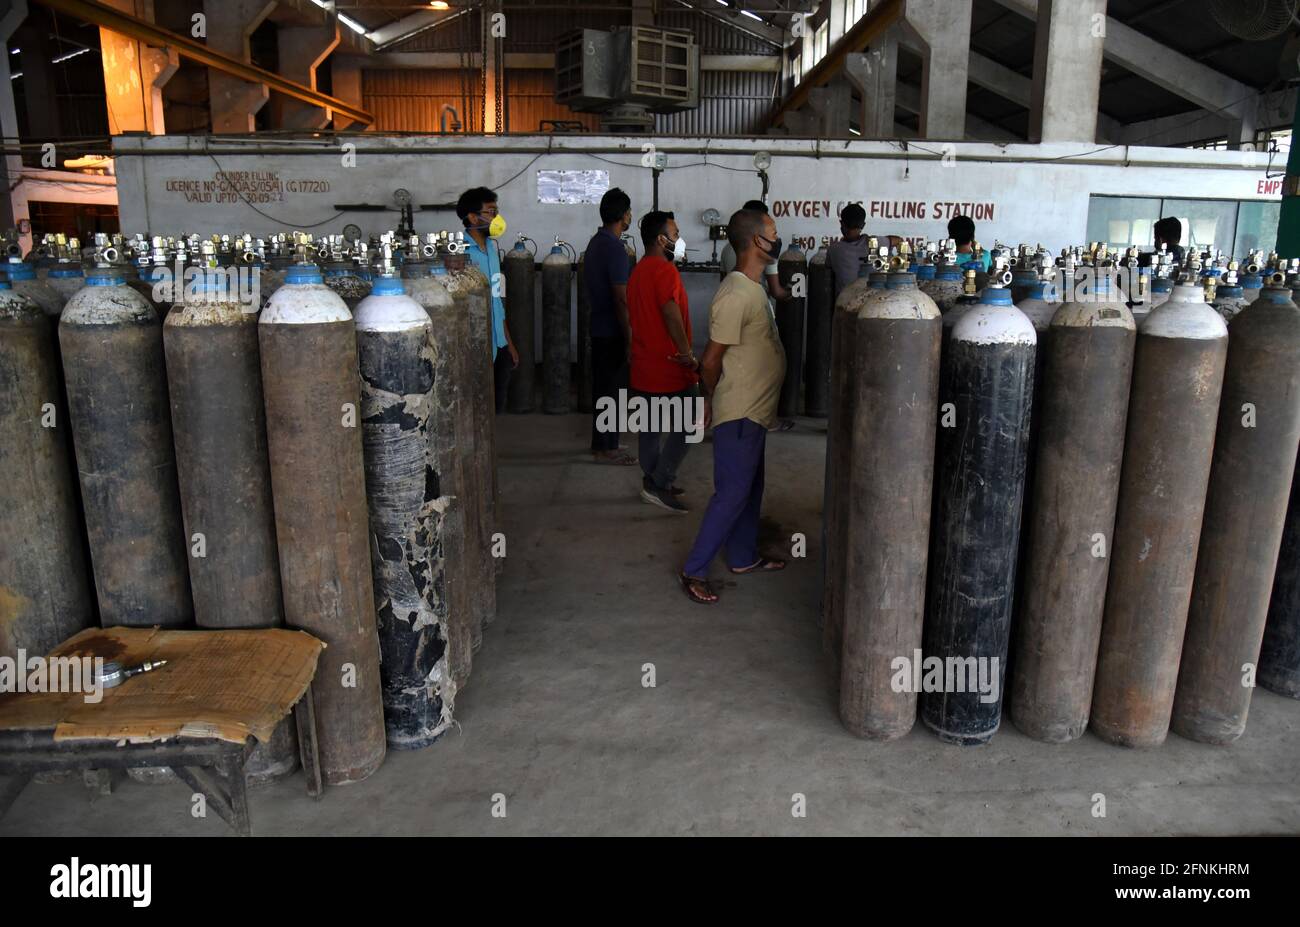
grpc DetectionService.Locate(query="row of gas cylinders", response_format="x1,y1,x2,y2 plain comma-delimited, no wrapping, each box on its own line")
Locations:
820,258,1300,748
0,253,501,786
777,244,1285,426
500,238,605,415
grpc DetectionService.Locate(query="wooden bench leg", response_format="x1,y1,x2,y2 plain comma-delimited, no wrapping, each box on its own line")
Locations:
0,773,32,821
83,768,113,799
172,760,251,837
218,754,251,837
294,684,323,799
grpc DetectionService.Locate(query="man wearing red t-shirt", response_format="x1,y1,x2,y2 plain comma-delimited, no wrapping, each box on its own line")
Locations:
627,210,699,514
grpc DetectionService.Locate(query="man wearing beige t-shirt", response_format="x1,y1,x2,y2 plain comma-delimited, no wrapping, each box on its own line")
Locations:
680,208,788,605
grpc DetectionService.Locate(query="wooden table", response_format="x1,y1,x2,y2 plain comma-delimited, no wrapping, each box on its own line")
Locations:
0,627,326,836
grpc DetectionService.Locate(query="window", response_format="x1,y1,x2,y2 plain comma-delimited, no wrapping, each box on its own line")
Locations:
1087,195,1279,259
814,21,829,64
1253,127,1291,159
846,0,868,31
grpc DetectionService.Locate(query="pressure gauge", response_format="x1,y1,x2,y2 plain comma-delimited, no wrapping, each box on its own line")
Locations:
393,188,412,206
753,150,772,171
342,223,362,243
701,207,722,226
652,151,668,171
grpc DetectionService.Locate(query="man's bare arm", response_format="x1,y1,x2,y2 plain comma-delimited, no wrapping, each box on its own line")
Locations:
660,298,692,361
613,283,631,343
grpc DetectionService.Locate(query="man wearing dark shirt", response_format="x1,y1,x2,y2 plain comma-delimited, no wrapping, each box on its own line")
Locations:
584,188,636,465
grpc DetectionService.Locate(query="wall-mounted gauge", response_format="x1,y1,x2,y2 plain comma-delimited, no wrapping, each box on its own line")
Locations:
701,207,722,226
753,151,772,171
342,223,362,243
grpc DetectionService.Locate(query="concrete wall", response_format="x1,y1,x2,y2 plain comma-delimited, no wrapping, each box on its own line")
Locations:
112,133,1281,356
113,134,1280,254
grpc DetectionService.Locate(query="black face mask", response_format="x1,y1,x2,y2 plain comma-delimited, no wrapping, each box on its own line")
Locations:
758,235,782,260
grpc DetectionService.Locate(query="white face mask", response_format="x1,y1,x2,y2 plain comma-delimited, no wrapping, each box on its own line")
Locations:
669,235,687,263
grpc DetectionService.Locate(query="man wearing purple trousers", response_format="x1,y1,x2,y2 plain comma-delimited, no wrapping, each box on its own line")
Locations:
680,208,789,605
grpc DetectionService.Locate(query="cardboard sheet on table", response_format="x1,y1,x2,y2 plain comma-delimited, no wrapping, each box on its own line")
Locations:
0,627,324,746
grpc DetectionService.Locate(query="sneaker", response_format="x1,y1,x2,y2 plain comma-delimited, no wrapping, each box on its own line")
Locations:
644,475,685,497
640,485,688,514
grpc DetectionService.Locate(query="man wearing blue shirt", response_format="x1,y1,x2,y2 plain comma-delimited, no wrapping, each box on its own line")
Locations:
584,188,637,465
948,215,991,273
458,186,519,413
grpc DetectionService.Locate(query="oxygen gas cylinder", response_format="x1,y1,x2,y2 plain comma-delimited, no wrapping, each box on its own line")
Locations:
259,241,293,308
1010,272,1135,742
822,262,890,659
401,256,474,691
355,264,453,749
164,262,295,782
259,259,386,784
47,263,85,302
925,264,966,313
4,256,64,318
1091,267,1228,748
803,240,834,418
776,243,807,419
1172,275,1300,743
504,239,537,413
438,258,496,645
922,268,1035,745
1149,274,1173,309
322,258,372,309
1209,265,1249,323
541,242,572,413
839,269,941,739
60,263,191,628
1240,251,1265,304
0,277,94,656
576,252,591,413
1010,265,1039,304
1263,455,1300,699
1127,267,1154,327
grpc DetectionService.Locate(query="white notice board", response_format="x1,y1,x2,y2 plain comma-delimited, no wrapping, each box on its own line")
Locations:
536,169,610,205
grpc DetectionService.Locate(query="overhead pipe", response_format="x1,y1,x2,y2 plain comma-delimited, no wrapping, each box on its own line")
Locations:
34,0,374,127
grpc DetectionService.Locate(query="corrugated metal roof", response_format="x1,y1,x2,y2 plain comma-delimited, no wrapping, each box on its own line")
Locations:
502,7,630,54
388,10,483,52
656,8,776,54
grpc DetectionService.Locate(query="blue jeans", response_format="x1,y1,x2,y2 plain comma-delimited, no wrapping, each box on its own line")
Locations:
683,417,766,577
635,385,696,490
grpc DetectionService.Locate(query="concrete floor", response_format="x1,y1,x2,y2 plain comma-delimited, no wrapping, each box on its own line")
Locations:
5,412,1300,836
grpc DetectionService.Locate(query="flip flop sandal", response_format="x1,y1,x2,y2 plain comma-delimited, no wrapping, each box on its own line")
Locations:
679,573,718,604
730,557,786,575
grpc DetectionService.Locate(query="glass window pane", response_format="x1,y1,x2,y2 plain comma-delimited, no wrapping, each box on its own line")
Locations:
1086,195,1162,250
1235,200,1281,258
1161,198,1238,256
